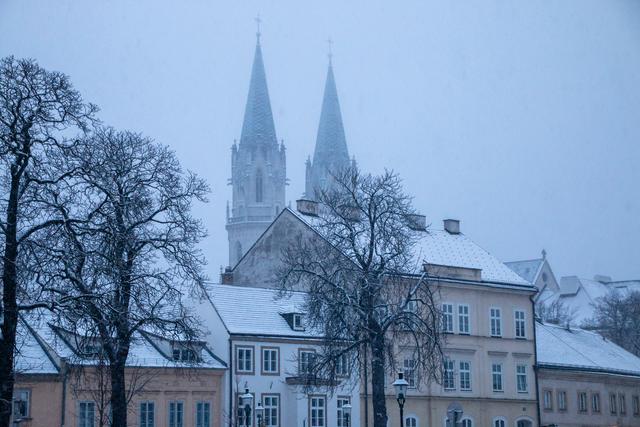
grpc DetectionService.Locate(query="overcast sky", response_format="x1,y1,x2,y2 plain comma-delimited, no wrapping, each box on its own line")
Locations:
2,0,639,281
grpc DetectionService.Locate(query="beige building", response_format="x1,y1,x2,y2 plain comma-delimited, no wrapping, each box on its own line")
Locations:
227,203,540,427
12,318,226,427
536,321,640,427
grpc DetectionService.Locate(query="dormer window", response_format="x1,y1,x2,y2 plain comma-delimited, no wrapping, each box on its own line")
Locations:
172,346,198,362
293,314,304,331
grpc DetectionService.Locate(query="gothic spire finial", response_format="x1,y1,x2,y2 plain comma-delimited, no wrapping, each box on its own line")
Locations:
327,37,333,65
255,13,262,44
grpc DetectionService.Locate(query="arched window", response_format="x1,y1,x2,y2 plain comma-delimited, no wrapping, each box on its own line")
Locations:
461,419,473,427
405,416,418,427
493,417,506,427
515,418,533,427
255,170,263,203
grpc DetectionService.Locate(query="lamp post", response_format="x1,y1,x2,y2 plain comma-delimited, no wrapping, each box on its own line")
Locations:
342,403,352,427
446,402,463,427
241,388,253,427
393,372,409,427
255,402,264,427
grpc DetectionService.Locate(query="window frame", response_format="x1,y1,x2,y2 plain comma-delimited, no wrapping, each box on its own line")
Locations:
195,401,211,427
516,364,528,393
261,346,280,376
261,393,280,427
557,390,567,412
12,389,30,420
235,345,255,375
403,356,417,389
78,400,96,427
632,395,640,416
335,352,350,378
442,303,454,333
591,392,601,413
168,400,185,427
298,348,317,376
490,307,502,337
459,360,472,391
491,363,503,392
308,395,327,427
405,415,418,427
543,389,553,411
458,304,470,335
293,314,305,331
139,401,155,427
336,396,351,427
577,391,588,413
619,393,626,415
514,309,526,339
492,417,506,427
610,392,618,415
443,358,456,391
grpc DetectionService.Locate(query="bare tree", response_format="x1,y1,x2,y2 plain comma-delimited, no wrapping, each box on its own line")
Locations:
41,127,209,426
278,168,443,427
535,298,576,327
0,56,97,426
585,290,640,356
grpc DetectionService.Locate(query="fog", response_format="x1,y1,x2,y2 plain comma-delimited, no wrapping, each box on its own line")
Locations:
2,0,639,280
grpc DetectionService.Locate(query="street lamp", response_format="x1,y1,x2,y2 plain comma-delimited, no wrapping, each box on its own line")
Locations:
255,402,264,427
240,388,253,427
342,403,352,427
446,402,463,427
392,372,409,427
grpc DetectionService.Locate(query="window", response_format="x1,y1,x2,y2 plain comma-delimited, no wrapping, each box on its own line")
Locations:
405,416,418,427
255,170,263,203
12,390,30,419
543,390,553,410
169,401,184,427
516,364,527,393
443,359,455,390
578,392,588,413
458,304,470,334
459,361,471,391
514,310,526,338
633,395,639,416
558,390,567,411
309,396,326,427
403,357,417,388
492,363,503,392
591,393,600,413
236,346,254,373
237,395,252,427
490,308,502,337
79,401,95,427
337,397,350,427
516,420,532,427
196,402,210,427
620,393,626,415
140,401,155,427
262,395,279,427
262,347,279,374
493,418,506,427
172,347,197,362
461,419,472,427
299,350,316,376
442,304,454,333
293,314,305,331
610,392,617,414
336,353,349,377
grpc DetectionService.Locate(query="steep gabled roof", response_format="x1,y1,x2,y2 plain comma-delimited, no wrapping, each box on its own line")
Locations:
505,259,545,284
240,38,277,146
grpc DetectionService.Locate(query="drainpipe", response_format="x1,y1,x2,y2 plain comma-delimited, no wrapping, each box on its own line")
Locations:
363,345,369,427
531,295,542,427
228,338,233,427
60,363,68,427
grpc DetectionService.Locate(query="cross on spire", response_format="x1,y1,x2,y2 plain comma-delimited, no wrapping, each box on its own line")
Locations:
327,37,333,64
255,13,262,43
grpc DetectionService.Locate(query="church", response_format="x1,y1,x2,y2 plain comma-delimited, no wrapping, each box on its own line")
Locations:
225,31,352,266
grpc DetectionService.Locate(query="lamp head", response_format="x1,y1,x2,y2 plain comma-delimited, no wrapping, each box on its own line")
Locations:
392,371,409,401
241,388,253,407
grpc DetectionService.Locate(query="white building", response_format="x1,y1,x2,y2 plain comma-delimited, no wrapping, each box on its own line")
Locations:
197,284,360,427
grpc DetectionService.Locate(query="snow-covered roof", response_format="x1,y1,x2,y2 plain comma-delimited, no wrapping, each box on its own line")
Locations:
414,229,530,286
205,284,321,338
536,322,640,377
505,259,544,284
291,208,530,287
19,316,225,371
15,321,59,375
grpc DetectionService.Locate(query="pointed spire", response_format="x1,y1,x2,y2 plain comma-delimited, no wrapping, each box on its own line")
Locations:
240,27,277,146
313,59,350,171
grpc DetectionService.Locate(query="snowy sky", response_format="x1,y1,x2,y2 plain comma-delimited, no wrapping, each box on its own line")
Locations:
2,1,639,281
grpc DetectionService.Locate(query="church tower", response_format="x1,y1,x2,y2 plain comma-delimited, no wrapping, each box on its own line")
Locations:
305,57,351,200
226,32,286,266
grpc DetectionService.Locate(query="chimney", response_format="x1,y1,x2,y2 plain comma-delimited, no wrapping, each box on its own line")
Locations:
443,219,460,234
406,214,427,231
296,199,319,217
220,266,233,284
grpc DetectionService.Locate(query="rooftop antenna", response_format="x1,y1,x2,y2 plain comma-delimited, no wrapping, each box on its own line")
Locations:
255,13,262,43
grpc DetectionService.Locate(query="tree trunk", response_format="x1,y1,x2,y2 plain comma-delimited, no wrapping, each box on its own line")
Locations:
0,175,21,427
109,358,128,427
370,329,388,427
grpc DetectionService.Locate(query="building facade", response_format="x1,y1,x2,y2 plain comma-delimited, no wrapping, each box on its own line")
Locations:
536,321,640,427
12,318,226,427
197,284,361,427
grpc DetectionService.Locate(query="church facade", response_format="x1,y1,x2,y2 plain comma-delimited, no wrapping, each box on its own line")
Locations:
226,35,352,266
